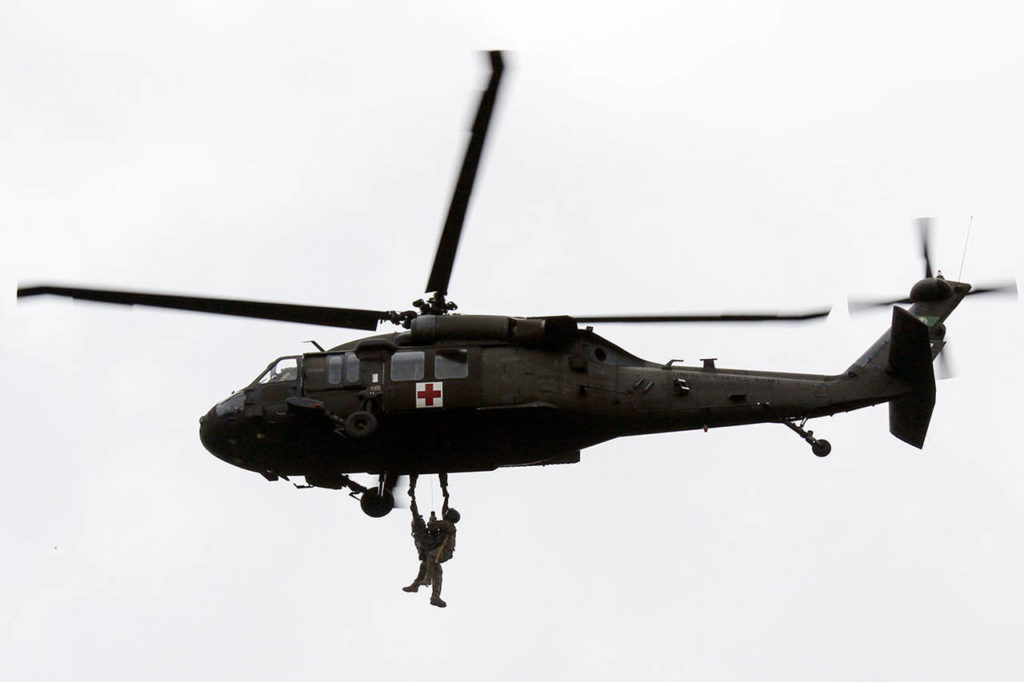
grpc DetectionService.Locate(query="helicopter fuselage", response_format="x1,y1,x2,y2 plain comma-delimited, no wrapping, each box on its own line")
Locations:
198,316,915,486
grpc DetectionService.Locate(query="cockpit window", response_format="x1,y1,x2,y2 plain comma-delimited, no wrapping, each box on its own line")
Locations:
215,392,245,416
257,357,299,384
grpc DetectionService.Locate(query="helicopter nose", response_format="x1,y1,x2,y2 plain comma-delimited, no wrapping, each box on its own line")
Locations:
200,391,247,461
199,406,236,463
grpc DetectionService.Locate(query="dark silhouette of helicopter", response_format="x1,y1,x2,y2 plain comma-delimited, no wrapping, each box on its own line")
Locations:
18,52,1016,518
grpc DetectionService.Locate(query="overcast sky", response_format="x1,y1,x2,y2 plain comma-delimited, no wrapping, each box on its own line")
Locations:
3,1,1024,680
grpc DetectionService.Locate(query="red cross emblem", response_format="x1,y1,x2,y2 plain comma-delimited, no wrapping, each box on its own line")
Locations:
415,382,443,408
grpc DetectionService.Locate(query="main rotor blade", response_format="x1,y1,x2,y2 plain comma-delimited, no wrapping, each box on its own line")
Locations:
572,308,832,323
17,285,389,330
425,50,504,296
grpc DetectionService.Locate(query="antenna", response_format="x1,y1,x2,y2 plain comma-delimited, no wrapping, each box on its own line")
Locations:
958,215,974,281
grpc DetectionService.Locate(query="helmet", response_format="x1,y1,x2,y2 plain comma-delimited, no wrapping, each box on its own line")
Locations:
444,508,461,523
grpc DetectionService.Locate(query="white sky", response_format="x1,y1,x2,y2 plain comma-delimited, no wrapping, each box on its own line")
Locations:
3,1,1023,680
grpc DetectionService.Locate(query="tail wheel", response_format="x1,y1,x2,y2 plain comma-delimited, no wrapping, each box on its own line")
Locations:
344,411,377,438
812,440,832,457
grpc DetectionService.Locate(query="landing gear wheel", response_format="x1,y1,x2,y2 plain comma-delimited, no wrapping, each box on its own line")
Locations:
344,411,377,438
360,489,394,517
783,419,833,458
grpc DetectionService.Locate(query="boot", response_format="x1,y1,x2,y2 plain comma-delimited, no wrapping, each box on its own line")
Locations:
430,566,446,607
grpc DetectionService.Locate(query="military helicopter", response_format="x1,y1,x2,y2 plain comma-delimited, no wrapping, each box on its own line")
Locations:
18,51,1016,518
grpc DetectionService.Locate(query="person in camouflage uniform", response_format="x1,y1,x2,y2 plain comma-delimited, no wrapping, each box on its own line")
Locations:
402,473,459,608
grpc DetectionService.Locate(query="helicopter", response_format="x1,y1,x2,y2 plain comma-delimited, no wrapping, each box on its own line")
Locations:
18,51,1016,518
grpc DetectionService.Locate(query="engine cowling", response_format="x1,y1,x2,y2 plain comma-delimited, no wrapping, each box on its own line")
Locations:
406,315,576,344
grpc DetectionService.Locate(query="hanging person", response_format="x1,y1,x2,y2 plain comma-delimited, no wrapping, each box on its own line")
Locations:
402,474,460,608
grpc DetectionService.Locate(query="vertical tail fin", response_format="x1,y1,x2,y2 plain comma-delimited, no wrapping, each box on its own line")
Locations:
846,284,967,449
887,307,936,448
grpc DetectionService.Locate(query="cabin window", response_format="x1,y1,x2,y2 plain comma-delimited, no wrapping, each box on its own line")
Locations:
327,353,363,385
327,354,344,385
257,357,299,384
390,351,425,382
435,349,469,379
345,354,361,384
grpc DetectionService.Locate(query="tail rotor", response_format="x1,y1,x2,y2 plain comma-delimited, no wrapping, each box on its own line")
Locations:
849,217,1017,380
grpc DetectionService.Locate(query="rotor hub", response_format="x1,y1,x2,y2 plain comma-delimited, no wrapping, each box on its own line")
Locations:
415,292,458,317
910,277,955,303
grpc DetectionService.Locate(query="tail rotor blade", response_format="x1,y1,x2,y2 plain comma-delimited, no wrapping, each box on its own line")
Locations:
917,217,934,279
937,344,956,380
966,279,1017,299
848,296,912,312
